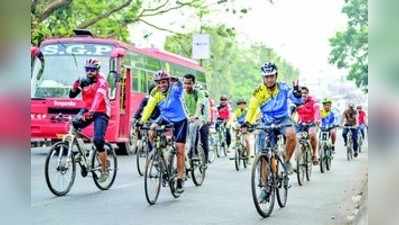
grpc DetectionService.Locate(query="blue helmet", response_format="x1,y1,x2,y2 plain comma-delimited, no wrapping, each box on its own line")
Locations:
260,62,278,76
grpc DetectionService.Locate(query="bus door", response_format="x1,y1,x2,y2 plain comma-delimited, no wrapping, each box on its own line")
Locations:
118,67,132,138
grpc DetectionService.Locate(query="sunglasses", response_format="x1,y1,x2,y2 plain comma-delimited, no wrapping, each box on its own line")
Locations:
85,67,98,72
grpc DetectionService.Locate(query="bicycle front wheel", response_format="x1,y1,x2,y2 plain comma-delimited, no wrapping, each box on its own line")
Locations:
305,147,312,181
276,156,288,208
168,149,181,199
136,141,148,176
234,148,241,171
191,145,207,186
92,143,118,190
251,154,276,218
296,147,305,186
144,153,161,205
45,142,76,196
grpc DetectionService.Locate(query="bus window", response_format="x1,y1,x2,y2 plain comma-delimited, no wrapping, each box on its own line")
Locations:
140,72,148,93
132,68,140,92
144,56,161,72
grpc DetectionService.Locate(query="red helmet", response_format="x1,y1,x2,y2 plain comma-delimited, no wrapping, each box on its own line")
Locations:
85,58,101,70
153,71,170,82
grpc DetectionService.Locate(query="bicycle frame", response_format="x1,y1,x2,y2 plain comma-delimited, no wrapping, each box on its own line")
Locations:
62,125,96,172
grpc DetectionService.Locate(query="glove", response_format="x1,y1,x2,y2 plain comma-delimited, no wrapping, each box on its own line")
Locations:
292,80,301,98
72,80,81,91
83,111,94,121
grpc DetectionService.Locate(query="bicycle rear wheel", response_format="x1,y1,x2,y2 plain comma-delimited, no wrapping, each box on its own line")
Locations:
251,154,275,218
144,153,161,205
45,142,76,196
276,156,288,208
92,143,118,190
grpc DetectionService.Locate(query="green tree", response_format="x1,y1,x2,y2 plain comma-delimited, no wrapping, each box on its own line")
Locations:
31,0,252,45
329,0,368,92
164,25,299,103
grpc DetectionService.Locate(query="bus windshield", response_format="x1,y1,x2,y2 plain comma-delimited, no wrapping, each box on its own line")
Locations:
31,43,113,98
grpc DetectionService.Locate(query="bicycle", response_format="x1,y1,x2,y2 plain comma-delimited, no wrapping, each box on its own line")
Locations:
185,120,207,186
215,120,228,157
44,121,118,196
295,123,314,186
251,124,290,218
357,126,364,153
207,124,217,163
144,124,181,205
319,125,337,173
136,124,151,177
343,125,357,161
231,125,249,171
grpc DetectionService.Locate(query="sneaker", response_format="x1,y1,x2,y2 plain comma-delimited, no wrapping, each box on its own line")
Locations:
312,156,319,166
176,179,184,194
354,152,358,158
258,189,269,203
97,171,109,183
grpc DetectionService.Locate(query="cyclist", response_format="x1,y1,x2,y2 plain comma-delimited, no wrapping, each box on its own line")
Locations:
342,103,359,157
216,95,232,149
296,86,320,165
241,62,303,174
133,84,160,122
356,105,367,140
233,99,251,157
183,73,210,163
320,98,339,153
69,58,110,183
139,71,188,194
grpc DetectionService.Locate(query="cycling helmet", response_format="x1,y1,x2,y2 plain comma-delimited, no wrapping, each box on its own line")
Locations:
348,103,355,108
260,62,278,76
153,70,170,82
85,58,101,70
356,105,362,109
322,98,332,104
220,95,228,101
237,99,247,105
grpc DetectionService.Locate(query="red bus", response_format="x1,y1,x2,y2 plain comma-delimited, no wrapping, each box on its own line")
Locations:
31,30,206,154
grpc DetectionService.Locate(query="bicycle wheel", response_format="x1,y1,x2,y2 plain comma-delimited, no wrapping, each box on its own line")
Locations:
136,140,148,176
191,145,207,186
208,146,216,163
45,142,76,196
242,147,248,169
251,154,275,218
296,147,305,186
347,143,353,161
234,148,241,171
276,156,288,208
305,146,312,181
319,144,325,174
168,148,181,199
144,153,161,205
92,143,118,190
326,146,332,171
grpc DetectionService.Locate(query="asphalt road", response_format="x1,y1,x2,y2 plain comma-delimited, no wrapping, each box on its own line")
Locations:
31,138,368,225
